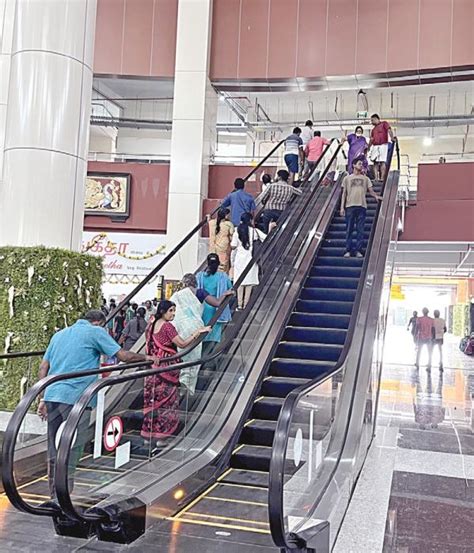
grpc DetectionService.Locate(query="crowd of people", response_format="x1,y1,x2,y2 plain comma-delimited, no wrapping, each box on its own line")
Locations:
407,308,447,370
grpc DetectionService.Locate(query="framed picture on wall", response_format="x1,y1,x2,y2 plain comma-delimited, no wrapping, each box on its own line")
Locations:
84,172,131,221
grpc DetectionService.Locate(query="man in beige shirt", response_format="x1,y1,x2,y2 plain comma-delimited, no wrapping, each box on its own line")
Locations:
340,158,382,257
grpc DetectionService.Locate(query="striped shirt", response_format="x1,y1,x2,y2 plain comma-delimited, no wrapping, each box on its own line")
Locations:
284,133,303,155
261,181,302,211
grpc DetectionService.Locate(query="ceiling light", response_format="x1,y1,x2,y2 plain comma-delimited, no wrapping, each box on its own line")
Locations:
423,137,433,146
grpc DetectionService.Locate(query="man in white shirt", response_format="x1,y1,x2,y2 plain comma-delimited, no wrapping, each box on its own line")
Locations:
301,120,314,147
432,309,447,370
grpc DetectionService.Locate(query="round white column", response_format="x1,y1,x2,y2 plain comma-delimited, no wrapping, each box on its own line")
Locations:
0,0,16,185
0,0,97,250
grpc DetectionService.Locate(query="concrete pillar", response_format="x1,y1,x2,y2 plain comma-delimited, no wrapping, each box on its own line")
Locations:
0,0,15,186
0,0,97,250
165,0,217,279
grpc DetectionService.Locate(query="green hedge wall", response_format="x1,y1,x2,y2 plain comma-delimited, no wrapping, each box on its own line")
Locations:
0,247,103,409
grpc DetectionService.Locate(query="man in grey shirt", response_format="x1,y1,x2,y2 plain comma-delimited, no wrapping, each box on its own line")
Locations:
120,307,148,350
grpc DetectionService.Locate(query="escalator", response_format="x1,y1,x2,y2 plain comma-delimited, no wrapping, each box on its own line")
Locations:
1,142,342,535
164,184,381,544
41,145,400,552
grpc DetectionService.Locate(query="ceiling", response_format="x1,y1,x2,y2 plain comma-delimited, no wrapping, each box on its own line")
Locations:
394,242,474,277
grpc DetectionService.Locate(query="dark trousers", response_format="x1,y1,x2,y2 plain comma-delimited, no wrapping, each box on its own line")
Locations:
46,401,89,498
345,206,366,254
261,209,283,233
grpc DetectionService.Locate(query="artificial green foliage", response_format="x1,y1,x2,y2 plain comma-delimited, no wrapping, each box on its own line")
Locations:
452,303,468,337
0,246,103,409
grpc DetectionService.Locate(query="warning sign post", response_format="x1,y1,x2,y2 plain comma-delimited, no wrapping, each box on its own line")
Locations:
103,416,123,452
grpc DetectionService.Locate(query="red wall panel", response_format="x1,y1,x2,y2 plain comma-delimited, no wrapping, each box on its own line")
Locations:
238,0,270,79
121,0,154,76
150,0,178,77
208,165,277,199
326,0,357,76
268,0,298,79
452,0,474,68
387,0,419,73
210,0,240,79
94,0,125,74
356,0,388,75
85,162,170,233
418,0,452,70
402,163,474,242
296,0,328,78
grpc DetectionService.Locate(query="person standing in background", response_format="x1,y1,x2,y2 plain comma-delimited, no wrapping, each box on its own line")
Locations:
143,300,155,322
221,178,256,227
261,173,273,194
300,120,314,148
368,114,396,182
231,213,268,310
415,307,434,369
126,302,138,322
283,127,304,186
120,306,148,350
113,308,126,341
407,310,418,343
432,309,447,370
208,207,234,273
260,169,302,233
304,131,330,177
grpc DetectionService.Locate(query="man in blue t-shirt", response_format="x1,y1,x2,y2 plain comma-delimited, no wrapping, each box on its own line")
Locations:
37,309,153,497
284,127,304,186
221,178,256,226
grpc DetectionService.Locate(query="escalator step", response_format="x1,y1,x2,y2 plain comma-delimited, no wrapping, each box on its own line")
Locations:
231,445,272,472
325,231,370,240
289,312,351,329
300,287,357,302
261,376,311,397
323,239,368,249
270,358,335,379
306,276,359,289
283,326,347,345
276,341,342,361
221,468,269,488
317,256,364,267
251,397,284,420
241,419,277,447
296,299,354,315
310,266,362,278
320,246,369,257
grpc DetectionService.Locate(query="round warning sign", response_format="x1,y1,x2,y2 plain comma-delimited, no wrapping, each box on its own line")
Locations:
103,416,123,452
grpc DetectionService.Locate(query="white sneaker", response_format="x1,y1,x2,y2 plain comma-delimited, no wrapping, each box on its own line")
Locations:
343,252,351,258
355,251,363,258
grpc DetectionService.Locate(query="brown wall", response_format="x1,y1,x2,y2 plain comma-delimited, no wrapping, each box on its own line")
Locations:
402,163,474,242
85,162,170,233
84,162,268,234
94,0,178,77
210,0,474,81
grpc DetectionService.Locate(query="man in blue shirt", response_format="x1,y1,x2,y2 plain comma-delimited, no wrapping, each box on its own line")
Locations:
284,127,304,186
221,178,256,226
37,309,153,497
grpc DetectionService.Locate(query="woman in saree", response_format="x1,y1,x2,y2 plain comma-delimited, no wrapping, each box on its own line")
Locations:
208,207,234,273
170,273,234,394
344,125,368,174
141,300,209,446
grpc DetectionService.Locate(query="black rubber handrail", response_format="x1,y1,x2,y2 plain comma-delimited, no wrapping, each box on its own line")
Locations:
268,140,400,548
2,141,341,519
1,140,286,361
52,143,344,523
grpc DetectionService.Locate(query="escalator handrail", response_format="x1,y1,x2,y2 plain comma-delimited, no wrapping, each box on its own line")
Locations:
0,351,44,360
268,144,399,547
2,141,341,519
1,140,286,361
53,143,344,523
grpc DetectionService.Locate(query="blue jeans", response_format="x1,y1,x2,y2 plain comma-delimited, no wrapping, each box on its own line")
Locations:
261,208,283,233
345,206,366,254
